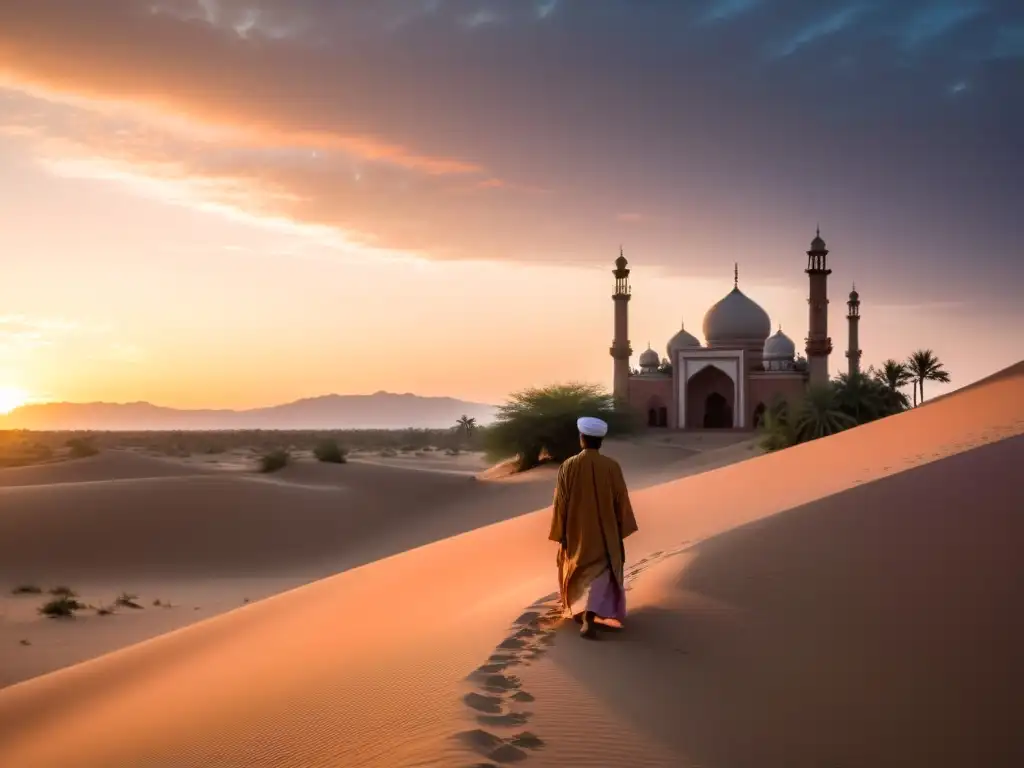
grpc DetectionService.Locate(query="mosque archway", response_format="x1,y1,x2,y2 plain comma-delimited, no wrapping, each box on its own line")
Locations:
685,364,736,429
647,397,669,428
703,393,733,428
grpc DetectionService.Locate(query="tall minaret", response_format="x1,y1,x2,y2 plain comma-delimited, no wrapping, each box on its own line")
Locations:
846,284,862,378
805,227,833,387
610,248,632,402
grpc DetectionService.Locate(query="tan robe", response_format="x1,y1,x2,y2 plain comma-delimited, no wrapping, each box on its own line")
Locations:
548,448,638,616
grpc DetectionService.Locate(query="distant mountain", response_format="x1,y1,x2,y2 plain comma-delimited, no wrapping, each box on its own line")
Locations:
0,392,498,431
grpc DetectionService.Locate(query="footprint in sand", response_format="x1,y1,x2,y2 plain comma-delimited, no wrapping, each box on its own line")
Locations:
477,711,531,727
457,730,532,764
464,692,505,714
483,674,521,692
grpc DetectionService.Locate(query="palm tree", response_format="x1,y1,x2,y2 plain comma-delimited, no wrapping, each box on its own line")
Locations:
834,372,888,424
906,349,951,405
793,384,856,442
872,360,913,412
455,415,477,441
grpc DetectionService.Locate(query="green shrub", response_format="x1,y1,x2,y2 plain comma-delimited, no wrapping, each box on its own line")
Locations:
378,447,398,458
11,584,43,595
259,449,290,473
313,439,347,464
485,383,636,472
40,595,85,618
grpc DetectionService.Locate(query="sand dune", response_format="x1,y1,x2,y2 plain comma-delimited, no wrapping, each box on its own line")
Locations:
0,437,730,688
0,450,211,488
0,364,1021,766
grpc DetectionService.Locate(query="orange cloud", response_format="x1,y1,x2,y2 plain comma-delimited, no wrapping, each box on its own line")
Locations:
0,1,484,178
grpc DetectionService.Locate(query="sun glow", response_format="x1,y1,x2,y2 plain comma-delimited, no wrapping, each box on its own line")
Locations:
0,387,30,415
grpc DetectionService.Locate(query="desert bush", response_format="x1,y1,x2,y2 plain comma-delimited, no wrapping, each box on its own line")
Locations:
49,585,77,597
485,383,636,472
66,437,99,458
11,584,43,595
39,595,85,618
115,592,143,609
378,447,398,458
259,449,290,473
313,439,347,464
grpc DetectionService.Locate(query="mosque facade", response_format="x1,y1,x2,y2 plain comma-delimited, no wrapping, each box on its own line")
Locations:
610,230,863,430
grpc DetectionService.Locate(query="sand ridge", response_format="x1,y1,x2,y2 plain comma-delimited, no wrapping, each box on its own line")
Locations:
0,363,1021,766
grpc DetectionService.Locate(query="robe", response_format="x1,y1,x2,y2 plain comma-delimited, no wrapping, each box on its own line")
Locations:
548,448,638,619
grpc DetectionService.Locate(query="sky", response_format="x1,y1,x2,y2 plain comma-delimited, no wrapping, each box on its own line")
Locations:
0,0,1021,410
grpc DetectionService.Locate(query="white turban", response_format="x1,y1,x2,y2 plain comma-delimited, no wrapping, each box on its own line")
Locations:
577,416,609,437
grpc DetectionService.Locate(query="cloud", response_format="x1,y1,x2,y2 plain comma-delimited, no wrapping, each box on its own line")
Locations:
898,2,985,49
770,5,865,58
616,212,659,224
0,0,1020,292
0,315,82,352
701,0,762,24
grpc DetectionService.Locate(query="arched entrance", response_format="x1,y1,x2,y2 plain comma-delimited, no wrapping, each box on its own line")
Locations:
647,397,669,428
685,365,736,429
703,392,733,428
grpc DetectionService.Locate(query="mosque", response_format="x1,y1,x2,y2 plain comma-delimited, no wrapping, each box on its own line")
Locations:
610,230,863,430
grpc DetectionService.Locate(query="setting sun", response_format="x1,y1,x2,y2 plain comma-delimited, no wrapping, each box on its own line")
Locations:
0,387,30,415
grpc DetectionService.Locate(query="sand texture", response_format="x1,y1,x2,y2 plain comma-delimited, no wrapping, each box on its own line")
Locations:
1,363,1022,766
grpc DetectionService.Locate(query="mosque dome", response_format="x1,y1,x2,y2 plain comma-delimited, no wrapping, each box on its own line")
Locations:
666,320,701,357
763,327,796,359
702,287,771,346
638,345,660,369
849,287,859,301
810,234,827,252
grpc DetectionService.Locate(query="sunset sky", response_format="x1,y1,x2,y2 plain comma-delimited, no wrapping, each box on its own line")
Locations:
0,0,1021,410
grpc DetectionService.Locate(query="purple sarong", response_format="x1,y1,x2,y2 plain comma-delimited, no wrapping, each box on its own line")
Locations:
569,568,626,621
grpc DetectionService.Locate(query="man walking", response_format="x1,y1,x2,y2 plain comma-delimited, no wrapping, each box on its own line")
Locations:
549,416,638,639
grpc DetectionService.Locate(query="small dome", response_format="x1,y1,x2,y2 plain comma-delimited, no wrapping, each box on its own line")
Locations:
763,327,796,359
809,228,827,253
849,286,859,301
638,345,660,368
615,253,628,270
666,320,701,357
702,287,771,346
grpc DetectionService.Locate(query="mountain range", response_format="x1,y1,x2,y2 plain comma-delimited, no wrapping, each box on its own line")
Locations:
0,392,497,432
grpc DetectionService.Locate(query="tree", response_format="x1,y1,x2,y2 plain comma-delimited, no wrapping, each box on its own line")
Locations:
792,384,856,442
907,349,951,405
835,368,909,423
455,415,477,439
873,359,913,411
484,383,635,472
758,398,796,452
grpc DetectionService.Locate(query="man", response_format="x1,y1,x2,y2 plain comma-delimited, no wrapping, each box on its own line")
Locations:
549,416,639,639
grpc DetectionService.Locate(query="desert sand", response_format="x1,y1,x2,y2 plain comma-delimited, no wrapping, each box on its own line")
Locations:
0,432,746,689
0,364,1021,767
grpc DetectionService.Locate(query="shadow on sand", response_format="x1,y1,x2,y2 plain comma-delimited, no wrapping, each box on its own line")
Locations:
486,434,1024,766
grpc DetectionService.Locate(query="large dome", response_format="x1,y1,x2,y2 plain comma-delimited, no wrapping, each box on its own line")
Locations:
702,287,771,346
666,320,701,357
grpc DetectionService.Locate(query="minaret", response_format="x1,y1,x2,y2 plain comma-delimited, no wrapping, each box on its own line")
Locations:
804,227,833,388
610,247,632,402
846,284,861,378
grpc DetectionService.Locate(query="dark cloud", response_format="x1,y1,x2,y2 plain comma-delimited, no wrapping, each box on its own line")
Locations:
0,0,1021,303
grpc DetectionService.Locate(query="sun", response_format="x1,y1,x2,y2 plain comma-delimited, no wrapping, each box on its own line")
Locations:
0,386,30,415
